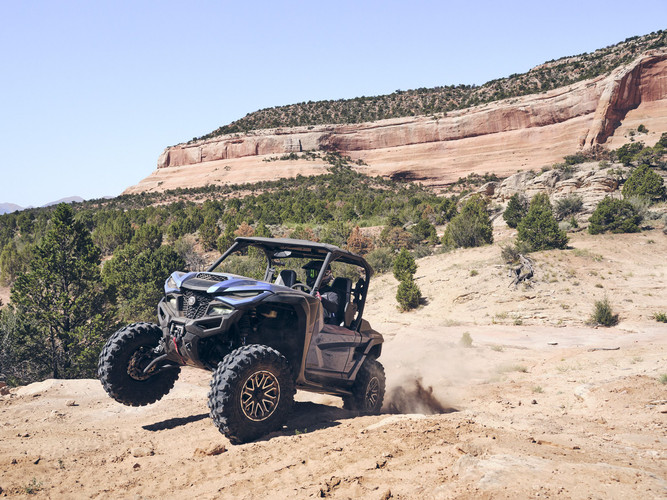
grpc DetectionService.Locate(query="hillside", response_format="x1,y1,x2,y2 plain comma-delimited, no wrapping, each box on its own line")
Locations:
197,31,667,138
1,228,665,499
124,32,667,195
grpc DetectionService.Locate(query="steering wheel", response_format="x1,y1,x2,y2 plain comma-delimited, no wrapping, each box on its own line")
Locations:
291,283,311,293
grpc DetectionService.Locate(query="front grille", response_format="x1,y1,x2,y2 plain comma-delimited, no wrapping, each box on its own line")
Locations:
183,290,212,319
196,273,227,282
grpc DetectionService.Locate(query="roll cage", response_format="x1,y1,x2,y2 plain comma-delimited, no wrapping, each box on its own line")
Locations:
207,237,373,328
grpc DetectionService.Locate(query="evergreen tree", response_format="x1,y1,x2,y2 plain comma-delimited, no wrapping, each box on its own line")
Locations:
588,197,642,234
396,279,421,311
442,195,493,248
503,193,528,228
198,216,220,251
130,224,163,251
517,193,568,250
393,248,417,282
102,245,185,323
621,164,666,203
10,204,113,379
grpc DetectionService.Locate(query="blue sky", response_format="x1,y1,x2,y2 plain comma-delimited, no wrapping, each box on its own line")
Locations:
1,1,665,207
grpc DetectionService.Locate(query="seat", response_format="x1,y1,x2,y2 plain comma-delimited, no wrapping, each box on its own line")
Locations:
275,269,297,288
331,277,352,326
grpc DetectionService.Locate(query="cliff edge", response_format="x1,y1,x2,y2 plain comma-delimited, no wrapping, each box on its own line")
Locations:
125,51,667,195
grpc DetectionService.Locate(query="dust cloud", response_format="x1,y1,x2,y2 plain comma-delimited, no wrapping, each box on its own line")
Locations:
385,377,456,414
380,330,499,415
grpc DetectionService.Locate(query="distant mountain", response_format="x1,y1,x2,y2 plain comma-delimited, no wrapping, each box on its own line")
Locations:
0,196,85,214
0,203,23,215
41,196,85,207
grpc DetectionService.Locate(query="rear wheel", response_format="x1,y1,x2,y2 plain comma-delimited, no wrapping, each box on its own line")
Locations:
98,322,180,406
208,345,295,444
343,358,385,414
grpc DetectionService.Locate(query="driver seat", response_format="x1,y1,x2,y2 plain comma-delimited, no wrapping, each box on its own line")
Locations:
331,277,352,327
276,270,297,288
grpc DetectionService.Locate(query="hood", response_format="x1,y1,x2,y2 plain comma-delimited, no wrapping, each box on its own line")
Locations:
165,271,294,309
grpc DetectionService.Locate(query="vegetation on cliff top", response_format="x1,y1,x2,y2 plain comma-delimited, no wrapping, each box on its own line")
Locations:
195,31,666,141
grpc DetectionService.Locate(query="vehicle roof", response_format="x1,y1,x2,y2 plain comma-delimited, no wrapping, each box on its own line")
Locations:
232,237,372,275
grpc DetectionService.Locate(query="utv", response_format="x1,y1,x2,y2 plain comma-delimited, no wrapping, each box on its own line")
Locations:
98,237,385,444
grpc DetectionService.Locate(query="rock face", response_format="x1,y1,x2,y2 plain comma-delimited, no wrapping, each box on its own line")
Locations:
490,163,626,215
125,51,667,195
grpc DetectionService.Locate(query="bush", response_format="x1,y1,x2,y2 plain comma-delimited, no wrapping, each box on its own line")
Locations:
379,226,413,251
621,164,666,203
653,312,667,323
517,193,568,251
396,278,421,311
393,248,417,282
442,195,493,248
365,247,394,274
554,195,583,220
500,240,532,264
459,332,473,347
589,297,619,326
503,193,528,228
346,226,374,255
588,197,642,234
615,141,645,165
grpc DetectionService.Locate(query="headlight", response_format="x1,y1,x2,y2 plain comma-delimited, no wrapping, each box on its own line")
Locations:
208,302,234,316
167,295,181,311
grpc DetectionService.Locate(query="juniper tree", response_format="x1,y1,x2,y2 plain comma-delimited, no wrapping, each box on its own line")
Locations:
517,193,568,251
10,204,113,379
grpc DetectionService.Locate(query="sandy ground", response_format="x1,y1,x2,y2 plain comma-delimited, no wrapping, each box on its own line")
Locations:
0,229,666,499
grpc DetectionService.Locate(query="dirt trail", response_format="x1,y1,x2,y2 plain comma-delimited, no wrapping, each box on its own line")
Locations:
1,230,666,499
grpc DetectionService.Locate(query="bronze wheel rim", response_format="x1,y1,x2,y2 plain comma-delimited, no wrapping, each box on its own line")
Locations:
240,370,281,421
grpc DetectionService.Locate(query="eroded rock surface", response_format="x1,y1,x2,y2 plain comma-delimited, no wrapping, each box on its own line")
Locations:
125,51,667,195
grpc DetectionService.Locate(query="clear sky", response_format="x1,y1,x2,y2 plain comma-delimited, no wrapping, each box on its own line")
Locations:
1,1,665,207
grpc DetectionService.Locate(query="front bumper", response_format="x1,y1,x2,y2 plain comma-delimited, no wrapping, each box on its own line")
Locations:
157,298,242,370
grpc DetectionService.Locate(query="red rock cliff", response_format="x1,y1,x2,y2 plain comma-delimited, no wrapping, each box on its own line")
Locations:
125,51,667,195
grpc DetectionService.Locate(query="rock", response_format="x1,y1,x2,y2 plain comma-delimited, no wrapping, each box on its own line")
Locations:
0,382,9,396
574,384,593,401
193,444,227,457
130,447,154,458
65,400,77,407
125,51,667,196
379,489,393,500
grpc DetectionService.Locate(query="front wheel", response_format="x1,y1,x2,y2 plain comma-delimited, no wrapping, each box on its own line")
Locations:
208,345,295,444
98,322,180,406
343,358,385,414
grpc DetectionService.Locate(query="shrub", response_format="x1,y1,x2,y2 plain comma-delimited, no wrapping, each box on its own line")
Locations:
410,218,438,244
442,195,493,248
554,194,583,220
615,141,645,165
503,193,528,228
621,164,666,203
393,248,417,282
653,312,667,323
589,297,619,326
459,332,473,348
500,240,532,264
346,226,374,255
563,152,588,165
588,197,642,234
517,193,568,251
379,225,413,251
365,247,394,274
396,278,421,311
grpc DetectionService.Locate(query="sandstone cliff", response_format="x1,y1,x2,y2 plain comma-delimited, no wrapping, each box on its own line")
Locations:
125,51,667,195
